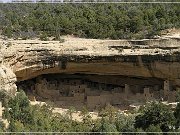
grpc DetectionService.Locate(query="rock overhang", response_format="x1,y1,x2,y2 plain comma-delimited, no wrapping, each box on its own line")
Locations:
0,36,180,85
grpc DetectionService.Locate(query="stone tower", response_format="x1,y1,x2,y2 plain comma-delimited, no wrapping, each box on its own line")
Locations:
163,80,172,100
125,84,130,99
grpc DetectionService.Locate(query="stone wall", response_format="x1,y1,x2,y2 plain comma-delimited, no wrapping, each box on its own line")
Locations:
29,75,178,110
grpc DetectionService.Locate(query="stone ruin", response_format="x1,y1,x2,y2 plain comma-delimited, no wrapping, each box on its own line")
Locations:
17,74,177,110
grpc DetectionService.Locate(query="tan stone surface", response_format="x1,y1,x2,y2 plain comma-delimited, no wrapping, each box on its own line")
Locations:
0,65,17,95
0,35,180,95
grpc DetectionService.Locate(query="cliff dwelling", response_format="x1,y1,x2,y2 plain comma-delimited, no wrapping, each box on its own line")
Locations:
16,73,177,110
1,36,180,111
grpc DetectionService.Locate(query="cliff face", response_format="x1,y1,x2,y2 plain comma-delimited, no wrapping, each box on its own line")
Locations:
0,35,180,95
0,63,17,95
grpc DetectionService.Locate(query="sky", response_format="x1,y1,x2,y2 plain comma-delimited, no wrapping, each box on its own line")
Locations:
1,0,11,2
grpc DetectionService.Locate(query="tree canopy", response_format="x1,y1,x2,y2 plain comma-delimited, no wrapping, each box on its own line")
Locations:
0,90,180,133
0,3,179,40
135,102,175,132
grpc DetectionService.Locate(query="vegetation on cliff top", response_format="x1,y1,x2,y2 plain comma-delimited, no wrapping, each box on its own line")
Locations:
0,3,179,40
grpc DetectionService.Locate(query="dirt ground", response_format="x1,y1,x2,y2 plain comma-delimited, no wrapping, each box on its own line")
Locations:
30,100,100,122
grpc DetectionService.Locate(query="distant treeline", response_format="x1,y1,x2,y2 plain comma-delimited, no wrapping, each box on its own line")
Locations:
8,0,180,3
0,3,179,39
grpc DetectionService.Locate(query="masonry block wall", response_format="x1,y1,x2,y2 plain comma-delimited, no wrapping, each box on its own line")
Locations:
19,74,178,110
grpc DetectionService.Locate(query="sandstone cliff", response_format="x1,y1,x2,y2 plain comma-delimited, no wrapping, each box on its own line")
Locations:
0,34,180,94
0,61,17,95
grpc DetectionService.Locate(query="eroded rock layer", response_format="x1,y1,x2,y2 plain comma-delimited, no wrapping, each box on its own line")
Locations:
0,36,180,107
